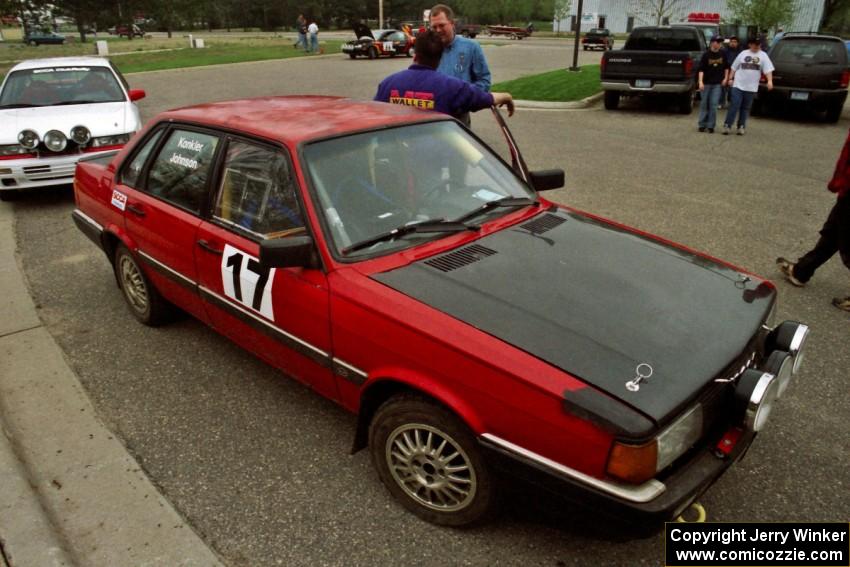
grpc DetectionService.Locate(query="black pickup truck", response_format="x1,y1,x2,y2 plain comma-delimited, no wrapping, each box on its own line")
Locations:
601,26,706,114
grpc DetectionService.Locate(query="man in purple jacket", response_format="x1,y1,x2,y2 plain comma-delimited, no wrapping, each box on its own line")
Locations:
374,31,513,120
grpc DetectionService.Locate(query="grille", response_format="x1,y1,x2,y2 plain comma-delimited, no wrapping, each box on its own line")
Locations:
519,213,566,235
424,244,497,272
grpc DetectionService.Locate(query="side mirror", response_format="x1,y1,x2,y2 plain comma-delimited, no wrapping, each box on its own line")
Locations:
529,169,565,191
260,235,317,269
128,89,146,102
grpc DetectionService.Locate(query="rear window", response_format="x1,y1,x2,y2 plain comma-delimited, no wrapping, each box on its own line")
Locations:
625,28,701,51
771,39,847,66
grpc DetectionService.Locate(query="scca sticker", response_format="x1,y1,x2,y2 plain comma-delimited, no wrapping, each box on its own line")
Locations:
111,190,127,211
221,244,275,320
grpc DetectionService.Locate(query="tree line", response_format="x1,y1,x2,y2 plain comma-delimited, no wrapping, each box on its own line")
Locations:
1,0,555,41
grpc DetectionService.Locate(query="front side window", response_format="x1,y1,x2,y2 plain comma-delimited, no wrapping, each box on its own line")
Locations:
304,121,534,258
0,66,125,108
213,141,304,238
146,129,219,213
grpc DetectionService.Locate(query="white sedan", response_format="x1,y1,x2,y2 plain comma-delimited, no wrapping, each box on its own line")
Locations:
0,56,146,200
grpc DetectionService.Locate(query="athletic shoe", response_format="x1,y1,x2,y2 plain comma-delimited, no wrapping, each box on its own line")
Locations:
708,128,714,133
699,127,706,132
737,127,745,136
776,257,805,287
722,126,731,135
832,297,850,312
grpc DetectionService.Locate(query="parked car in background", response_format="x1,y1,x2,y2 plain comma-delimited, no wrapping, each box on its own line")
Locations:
0,56,145,200
454,18,481,38
342,24,413,59
114,24,144,38
23,30,65,46
755,32,849,122
582,28,614,51
71,95,806,530
601,26,706,114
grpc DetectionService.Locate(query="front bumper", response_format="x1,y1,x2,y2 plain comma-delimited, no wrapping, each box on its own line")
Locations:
602,80,693,94
341,43,367,54
0,149,118,192
480,427,754,532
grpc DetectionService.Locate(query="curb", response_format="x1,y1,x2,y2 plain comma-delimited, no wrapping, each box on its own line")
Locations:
0,202,224,567
514,91,603,110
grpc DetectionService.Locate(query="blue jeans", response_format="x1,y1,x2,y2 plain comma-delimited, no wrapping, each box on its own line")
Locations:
724,87,755,129
698,84,723,129
309,33,318,52
295,32,306,49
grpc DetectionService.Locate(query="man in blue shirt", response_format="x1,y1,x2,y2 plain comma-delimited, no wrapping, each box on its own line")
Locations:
429,4,492,125
374,31,513,119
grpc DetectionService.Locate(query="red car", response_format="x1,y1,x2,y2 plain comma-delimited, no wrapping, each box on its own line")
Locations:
341,24,414,59
72,96,808,529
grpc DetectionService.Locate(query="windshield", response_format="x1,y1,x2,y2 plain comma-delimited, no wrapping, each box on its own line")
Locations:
0,66,125,108
771,39,847,65
304,121,535,258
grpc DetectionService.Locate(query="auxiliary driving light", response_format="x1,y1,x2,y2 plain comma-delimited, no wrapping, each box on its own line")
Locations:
43,130,67,152
764,350,793,397
766,321,809,375
17,129,40,149
734,369,779,432
70,125,91,145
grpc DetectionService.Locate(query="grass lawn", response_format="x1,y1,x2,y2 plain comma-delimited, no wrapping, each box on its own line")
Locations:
491,65,600,102
0,36,343,78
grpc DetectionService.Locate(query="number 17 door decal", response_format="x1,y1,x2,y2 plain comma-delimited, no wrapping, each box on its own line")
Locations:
221,244,276,320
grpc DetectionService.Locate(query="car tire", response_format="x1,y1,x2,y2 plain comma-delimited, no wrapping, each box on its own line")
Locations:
470,33,477,38
509,33,518,40
28,40,37,46
407,47,413,57
369,394,495,527
750,98,763,116
114,245,175,326
461,30,469,38
348,52,356,59
0,190,20,202
825,101,843,123
604,90,620,110
368,46,378,59
677,90,695,115
582,46,587,51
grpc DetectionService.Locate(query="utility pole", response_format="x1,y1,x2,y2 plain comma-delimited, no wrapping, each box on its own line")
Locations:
379,0,384,29
569,0,584,71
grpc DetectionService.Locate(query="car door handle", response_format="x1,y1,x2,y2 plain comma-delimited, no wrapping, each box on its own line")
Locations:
126,203,146,217
197,239,223,255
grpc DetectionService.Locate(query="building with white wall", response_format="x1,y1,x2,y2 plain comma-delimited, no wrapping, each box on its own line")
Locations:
555,1,825,35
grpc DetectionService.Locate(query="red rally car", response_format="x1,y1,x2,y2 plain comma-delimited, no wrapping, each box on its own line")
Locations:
71,96,808,529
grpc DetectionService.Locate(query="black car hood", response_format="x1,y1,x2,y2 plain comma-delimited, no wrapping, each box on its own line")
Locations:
372,210,774,425
352,23,374,40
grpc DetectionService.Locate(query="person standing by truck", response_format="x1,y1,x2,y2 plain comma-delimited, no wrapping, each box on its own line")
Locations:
722,36,774,135
697,37,730,132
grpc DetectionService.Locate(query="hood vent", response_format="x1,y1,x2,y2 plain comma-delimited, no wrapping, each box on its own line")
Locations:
520,213,566,235
425,244,497,272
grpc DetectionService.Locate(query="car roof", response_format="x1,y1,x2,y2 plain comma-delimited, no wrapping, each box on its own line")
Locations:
158,96,443,145
9,57,112,72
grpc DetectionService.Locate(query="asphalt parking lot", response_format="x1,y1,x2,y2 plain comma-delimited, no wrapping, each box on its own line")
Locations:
9,42,850,566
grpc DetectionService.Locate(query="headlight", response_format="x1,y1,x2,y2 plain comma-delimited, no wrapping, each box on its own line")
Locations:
735,369,779,432
91,133,132,148
606,404,703,484
0,144,33,157
17,129,40,149
43,130,67,152
764,350,793,397
70,125,91,145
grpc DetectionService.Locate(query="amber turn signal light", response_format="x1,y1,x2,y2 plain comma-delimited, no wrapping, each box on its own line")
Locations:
606,440,658,484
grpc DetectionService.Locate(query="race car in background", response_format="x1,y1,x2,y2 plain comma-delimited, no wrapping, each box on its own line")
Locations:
342,23,414,59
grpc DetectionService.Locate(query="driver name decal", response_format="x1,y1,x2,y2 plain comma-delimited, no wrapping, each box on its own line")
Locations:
169,137,205,170
221,244,275,320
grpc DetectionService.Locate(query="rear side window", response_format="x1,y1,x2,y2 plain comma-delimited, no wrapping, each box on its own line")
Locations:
772,39,847,65
625,29,701,52
121,129,163,189
145,129,219,214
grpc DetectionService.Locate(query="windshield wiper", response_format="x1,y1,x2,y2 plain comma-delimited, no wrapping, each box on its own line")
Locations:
453,196,538,224
0,103,44,109
342,218,477,255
